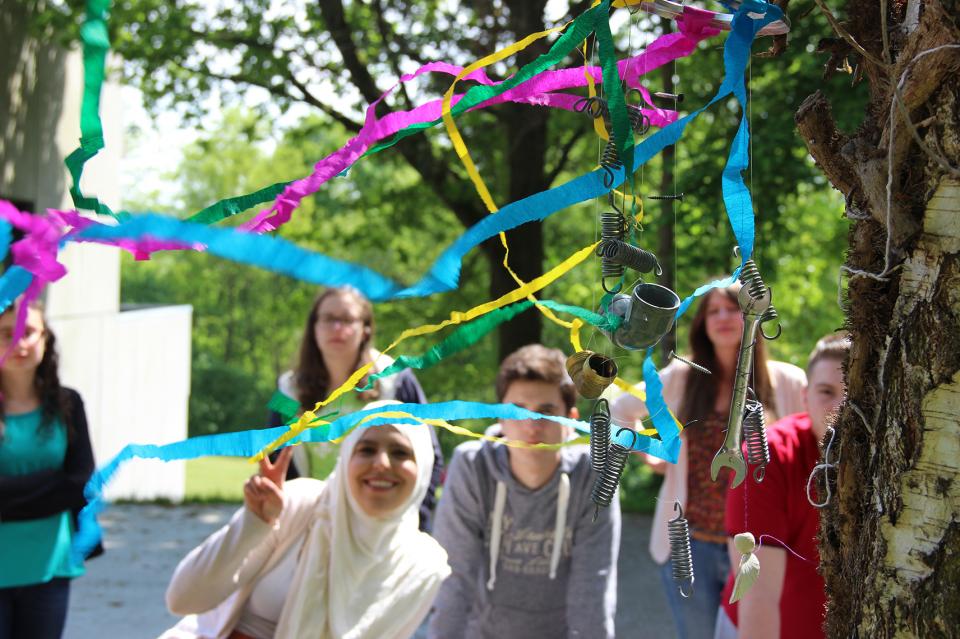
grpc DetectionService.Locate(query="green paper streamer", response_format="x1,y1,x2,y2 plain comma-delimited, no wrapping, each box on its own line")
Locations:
359,299,622,391
266,389,301,421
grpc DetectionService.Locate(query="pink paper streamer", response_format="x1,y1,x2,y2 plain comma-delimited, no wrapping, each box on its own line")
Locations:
241,16,718,234
0,202,71,364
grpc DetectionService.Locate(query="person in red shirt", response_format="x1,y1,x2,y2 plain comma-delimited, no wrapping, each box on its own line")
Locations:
716,332,850,639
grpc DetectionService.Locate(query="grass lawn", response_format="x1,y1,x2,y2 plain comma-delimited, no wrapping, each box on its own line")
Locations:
185,456,256,502
182,450,660,513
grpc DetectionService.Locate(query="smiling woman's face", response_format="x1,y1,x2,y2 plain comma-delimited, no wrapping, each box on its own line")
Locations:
347,426,418,518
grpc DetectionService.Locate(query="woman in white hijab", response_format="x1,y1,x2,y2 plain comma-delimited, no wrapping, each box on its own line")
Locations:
160,400,450,639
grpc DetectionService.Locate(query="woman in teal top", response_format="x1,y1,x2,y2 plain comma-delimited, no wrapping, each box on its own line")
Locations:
0,299,95,639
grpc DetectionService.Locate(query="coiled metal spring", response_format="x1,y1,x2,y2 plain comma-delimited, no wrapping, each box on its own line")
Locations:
627,105,651,135
596,239,661,275
599,209,628,291
589,399,611,474
738,259,767,299
600,139,623,187
574,95,609,120
743,399,770,482
591,428,636,519
600,208,627,241
738,259,782,340
667,501,695,597
575,95,648,135
758,305,780,339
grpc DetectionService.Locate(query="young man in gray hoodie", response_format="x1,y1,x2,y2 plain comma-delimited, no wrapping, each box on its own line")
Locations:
428,344,620,639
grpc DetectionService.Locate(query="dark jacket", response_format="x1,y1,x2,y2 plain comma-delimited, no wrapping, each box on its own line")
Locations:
267,369,445,532
0,388,103,558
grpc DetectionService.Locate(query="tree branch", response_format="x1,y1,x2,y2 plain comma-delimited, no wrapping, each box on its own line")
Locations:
378,0,429,67
372,0,413,109
186,27,363,131
315,0,383,103
545,126,583,186
812,0,888,68
316,0,487,232
795,90,863,199
178,63,362,132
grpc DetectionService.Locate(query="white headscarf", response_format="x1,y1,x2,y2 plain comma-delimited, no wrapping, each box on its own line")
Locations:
276,400,450,639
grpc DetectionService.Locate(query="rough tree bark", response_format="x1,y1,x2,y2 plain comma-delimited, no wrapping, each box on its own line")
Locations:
795,0,959,636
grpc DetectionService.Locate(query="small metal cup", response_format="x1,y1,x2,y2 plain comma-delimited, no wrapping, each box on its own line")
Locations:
607,283,680,350
566,351,618,399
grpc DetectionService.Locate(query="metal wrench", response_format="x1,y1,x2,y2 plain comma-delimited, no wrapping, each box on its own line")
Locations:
710,285,771,488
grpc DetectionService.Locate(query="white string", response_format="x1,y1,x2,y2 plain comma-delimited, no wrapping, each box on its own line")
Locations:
842,44,960,286
806,425,836,508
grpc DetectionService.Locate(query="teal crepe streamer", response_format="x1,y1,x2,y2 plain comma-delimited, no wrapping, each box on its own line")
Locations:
72,400,592,558
0,267,34,311
0,220,11,262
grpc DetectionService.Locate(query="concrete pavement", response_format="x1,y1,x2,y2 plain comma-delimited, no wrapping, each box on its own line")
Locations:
64,505,675,638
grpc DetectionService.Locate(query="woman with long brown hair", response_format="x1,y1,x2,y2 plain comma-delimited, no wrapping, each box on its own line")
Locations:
611,284,806,639
266,287,443,530
0,299,96,639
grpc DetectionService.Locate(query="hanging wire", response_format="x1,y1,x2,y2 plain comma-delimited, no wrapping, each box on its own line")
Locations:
807,426,837,508
588,31,603,353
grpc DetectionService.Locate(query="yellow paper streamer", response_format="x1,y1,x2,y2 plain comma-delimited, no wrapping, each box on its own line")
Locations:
581,35,610,142
440,21,576,331
273,409,591,462
441,24,565,214
252,242,600,461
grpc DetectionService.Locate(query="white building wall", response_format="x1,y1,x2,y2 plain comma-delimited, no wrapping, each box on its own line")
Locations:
1,2,191,501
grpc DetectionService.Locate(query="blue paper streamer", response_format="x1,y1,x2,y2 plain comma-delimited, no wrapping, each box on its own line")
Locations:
73,401,589,557
0,220,11,262
632,1,780,441
0,266,34,311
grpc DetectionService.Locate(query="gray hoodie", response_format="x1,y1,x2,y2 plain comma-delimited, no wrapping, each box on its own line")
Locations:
428,438,620,639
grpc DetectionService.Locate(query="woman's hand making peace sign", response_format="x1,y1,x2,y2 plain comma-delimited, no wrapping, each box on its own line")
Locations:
243,447,294,525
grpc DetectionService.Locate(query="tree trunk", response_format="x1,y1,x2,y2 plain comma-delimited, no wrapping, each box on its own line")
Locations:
795,1,960,636
486,0,551,362
483,98,548,362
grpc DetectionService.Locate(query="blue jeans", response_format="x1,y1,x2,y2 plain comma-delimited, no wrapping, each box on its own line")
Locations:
0,578,71,639
658,538,730,639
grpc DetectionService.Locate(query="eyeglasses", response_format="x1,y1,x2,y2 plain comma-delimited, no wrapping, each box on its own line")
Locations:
0,326,45,347
317,314,364,329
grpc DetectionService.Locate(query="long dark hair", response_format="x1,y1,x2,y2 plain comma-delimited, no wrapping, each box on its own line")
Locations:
678,285,774,424
294,287,380,412
0,300,72,439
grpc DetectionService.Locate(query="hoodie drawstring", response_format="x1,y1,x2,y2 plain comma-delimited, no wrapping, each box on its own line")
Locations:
487,472,571,590
549,473,570,580
486,481,507,591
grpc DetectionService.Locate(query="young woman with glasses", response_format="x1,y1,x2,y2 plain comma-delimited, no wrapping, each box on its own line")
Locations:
266,287,443,531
